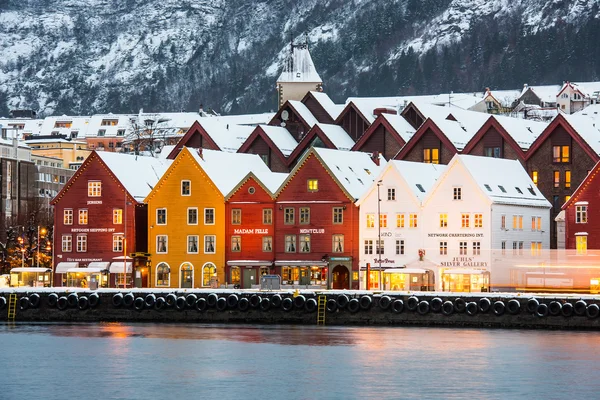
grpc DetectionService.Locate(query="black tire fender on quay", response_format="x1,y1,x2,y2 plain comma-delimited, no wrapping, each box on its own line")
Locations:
379,295,392,310
407,296,419,311
260,297,271,311
347,298,360,313
122,293,134,308
271,294,282,308
77,296,89,310
359,295,372,310
478,297,491,313
507,299,521,315
154,297,166,311
326,298,338,312
166,293,177,307
185,294,198,307
249,294,261,308
442,301,454,316
28,293,40,308
430,297,443,313
281,297,294,312
175,296,186,311
492,301,505,316
561,302,574,317
586,304,600,319
67,293,79,308
336,294,349,309
195,298,207,312
238,297,250,311
536,303,549,318
47,293,59,307
19,296,30,310
112,293,124,307
227,294,239,308
207,293,219,308
526,298,539,314
134,297,145,311
0,296,6,310
144,294,156,308
548,301,562,316
417,300,430,315
454,298,466,313
305,298,317,312
294,295,306,309
391,299,404,314
466,302,478,316
216,297,227,311
575,300,588,316
57,296,68,311
88,293,100,308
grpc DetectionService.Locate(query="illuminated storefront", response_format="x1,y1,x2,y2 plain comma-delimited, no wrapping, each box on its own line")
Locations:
275,261,329,288
441,269,490,292
9,267,52,287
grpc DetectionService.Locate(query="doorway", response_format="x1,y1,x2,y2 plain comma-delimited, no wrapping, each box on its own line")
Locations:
180,263,193,288
332,265,349,289
242,268,254,289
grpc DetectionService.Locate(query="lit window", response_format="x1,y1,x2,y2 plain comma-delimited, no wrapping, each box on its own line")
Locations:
576,206,588,223
64,209,73,225
156,235,168,253
387,188,396,201
379,214,387,228
232,209,242,225
76,235,87,252
396,239,404,255
113,234,123,252
188,235,199,253
204,235,216,253
231,236,241,252
576,235,587,255
553,145,570,163
205,208,215,225
409,214,418,228
565,170,571,188
440,214,448,228
554,171,560,188
188,208,198,225
537,217,542,231
333,207,344,224
364,240,373,255
366,214,375,228
300,208,310,224
453,187,462,200
156,263,170,287
62,235,72,252
262,236,272,252
307,179,318,192
333,235,344,253
78,209,88,225
461,214,470,228
424,148,439,164
113,209,123,224
284,208,295,225
300,234,311,253
439,241,447,255
181,180,191,196
88,181,101,197
396,214,405,228
157,208,167,225
263,209,272,224
474,214,483,228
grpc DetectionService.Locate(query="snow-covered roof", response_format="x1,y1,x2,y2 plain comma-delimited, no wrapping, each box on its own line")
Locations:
210,113,275,126
563,114,600,155
309,91,344,120
491,115,548,150
312,147,383,199
197,119,255,153
259,125,298,156
390,160,446,201
96,152,171,201
0,118,44,136
316,123,354,150
449,155,551,208
574,103,600,122
484,89,521,107
520,85,561,104
380,113,416,143
277,45,322,83
289,100,319,127
188,148,279,196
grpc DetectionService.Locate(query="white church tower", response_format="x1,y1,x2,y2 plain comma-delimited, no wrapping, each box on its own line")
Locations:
276,37,323,108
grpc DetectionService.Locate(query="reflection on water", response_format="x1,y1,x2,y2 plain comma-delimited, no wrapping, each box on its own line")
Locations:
1,323,599,400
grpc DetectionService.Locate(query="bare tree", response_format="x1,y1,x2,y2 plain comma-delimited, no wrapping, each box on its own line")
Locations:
124,112,172,157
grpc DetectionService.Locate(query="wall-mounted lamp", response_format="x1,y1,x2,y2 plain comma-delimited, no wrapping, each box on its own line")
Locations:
279,205,283,210
343,205,346,210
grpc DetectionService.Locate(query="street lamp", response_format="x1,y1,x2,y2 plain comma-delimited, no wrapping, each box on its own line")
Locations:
37,226,47,268
17,236,24,268
377,180,383,290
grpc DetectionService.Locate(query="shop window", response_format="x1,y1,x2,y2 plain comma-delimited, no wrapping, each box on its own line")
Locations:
262,236,272,252
553,145,570,163
364,240,373,255
77,235,87,252
307,179,318,192
88,181,101,197
530,242,542,255
231,236,241,252
181,180,191,196
62,235,72,252
284,208,295,225
156,263,170,287
440,241,447,255
205,208,215,225
461,214,470,228
473,241,481,256
439,214,447,228
300,207,310,224
376,240,384,255
156,235,168,253
232,209,242,225
188,208,198,225
263,209,272,225
79,209,88,225
299,234,311,253
565,170,571,188
576,235,587,255
409,214,417,228
474,214,483,228
576,206,588,223
424,148,439,164
459,242,467,255
379,214,387,228
285,235,296,252
333,207,344,224
157,208,167,225
202,263,216,287
554,171,560,188
387,188,396,201
64,209,73,225
230,267,241,285
204,235,216,254
395,239,404,255
113,234,123,252
333,235,344,253
113,209,123,224
453,187,462,200
188,235,199,253
396,213,405,228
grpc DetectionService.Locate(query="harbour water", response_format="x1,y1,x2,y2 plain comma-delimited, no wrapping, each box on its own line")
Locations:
0,323,599,400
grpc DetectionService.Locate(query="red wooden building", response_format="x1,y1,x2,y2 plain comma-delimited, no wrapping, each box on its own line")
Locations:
351,112,415,160
273,147,381,289
224,172,285,288
51,151,170,287
236,125,297,173
285,123,354,169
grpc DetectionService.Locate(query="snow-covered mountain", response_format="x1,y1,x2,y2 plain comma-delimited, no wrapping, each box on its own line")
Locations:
1,0,599,116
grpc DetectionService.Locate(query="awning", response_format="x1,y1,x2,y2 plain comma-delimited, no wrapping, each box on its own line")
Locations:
66,267,106,274
10,267,52,273
443,269,489,275
274,260,328,267
383,268,429,274
55,262,79,273
109,262,132,273
227,261,273,267
88,261,110,269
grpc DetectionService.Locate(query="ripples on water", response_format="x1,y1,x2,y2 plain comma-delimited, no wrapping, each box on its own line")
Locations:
0,323,599,400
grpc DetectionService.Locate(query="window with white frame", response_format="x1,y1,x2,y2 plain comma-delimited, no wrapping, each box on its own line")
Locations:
231,236,241,252
333,207,344,224
188,208,198,225
156,235,168,253
409,214,417,228
205,208,215,225
112,234,123,252
396,239,404,255
379,214,387,228
501,241,506,254
501,215,506,230
263,209,273,224
204,235,216,253
64,209,73,225
440,214,448,228
473,241,481,256
285,235,296,252
188,235,199,253
461,214,470,228
576,206,588,223
78,209,88,225
364,240,373,255
262,236,272,252
530,242,542,255
440,241,447,255
156,263,170,287
76,234,87,252
376,240,384,255
459,241,467,255
232,209,242,225
157,208,167,225
299,234,311,253
88,181,101,197
113,209,123,224
387,188,396,201
181,180,191,196
284,208,295,225
474,214,483,228
453,187,462,200
366,214,375,228
333,235,344,253
300,207,310,224
396,213,405,228
62,235,72,252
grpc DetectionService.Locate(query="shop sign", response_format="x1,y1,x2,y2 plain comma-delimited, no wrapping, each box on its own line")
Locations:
71,228,117,233
428,233,484,238
440,257,488,267
372,258,395,264
87,200,103,205
233,228,269,234
299,228,324,234
330,257,351,261
66,257,102,262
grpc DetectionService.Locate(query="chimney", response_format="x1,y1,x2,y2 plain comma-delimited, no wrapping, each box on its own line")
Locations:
372,151,380,166
524,83,528,89
373,107,397,117
197,147,203,160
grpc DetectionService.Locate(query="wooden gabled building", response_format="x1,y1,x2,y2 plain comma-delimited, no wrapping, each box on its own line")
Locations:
301,91,344,124
352,112,416,161
236,125,298,173
269,100,318,142
285,123,354,169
